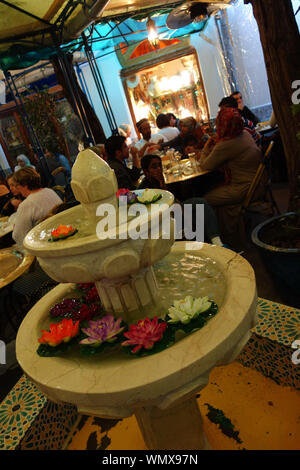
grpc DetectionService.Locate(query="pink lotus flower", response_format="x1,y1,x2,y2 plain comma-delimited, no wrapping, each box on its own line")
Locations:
121,317,168,354
116,188,137,204
80,315,124,346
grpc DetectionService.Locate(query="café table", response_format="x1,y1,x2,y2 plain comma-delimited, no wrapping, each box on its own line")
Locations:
0,246,35,290
163,158,210,185
0,246,35,334
0,215,14,238
163,158,216,201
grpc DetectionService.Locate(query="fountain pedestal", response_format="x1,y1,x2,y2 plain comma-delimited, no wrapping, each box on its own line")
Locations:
135,397,211,450
95,266,159,319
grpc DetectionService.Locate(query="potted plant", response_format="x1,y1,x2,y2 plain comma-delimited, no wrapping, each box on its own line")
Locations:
251,105,300,308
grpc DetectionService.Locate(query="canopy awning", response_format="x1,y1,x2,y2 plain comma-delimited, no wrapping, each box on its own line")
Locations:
0,0,110,70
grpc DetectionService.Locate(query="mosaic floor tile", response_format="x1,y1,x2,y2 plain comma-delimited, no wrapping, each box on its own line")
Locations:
253,298,300,346
0,374,77,450
0,375,47,450
237,334,300,390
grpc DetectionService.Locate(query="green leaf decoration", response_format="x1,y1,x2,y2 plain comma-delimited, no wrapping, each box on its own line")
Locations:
122,323,176,358
137,194,162,205
37,336,79,357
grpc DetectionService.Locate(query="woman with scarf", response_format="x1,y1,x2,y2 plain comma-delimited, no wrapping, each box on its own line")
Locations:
160,116,208,155
14,154,36,172
198,107,262,246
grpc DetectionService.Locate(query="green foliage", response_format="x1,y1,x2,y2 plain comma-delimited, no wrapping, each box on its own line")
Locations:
292,103,300,116
292,104,300,141
23,88,64,153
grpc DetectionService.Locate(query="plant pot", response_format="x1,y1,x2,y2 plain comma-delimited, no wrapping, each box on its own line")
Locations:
251,212,300,308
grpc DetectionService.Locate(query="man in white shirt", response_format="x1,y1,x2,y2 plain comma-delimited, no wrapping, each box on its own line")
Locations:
156,113,180,141
134,118,167,158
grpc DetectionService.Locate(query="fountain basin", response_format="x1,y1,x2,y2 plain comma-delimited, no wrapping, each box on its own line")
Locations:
16,242,257,448
23,190,175,284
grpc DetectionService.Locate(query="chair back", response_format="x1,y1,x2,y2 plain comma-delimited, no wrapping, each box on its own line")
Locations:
52,185,66,202
262,141,274,165
242,141,274,210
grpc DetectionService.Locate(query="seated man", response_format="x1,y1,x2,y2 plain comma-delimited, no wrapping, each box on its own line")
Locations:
230,91,259,126
134,118,166,158
139,154,224,247
156,113,180,141
105,135,141,190
44,145,69,186
12,168,63,248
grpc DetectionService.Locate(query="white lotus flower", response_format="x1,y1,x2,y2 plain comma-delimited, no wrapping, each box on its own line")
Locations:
167,296,212,324
137,189,161,204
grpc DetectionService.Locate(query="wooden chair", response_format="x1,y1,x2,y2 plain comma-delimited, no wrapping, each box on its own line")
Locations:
238,141,280,246
242,141,280,216
51,185,66,202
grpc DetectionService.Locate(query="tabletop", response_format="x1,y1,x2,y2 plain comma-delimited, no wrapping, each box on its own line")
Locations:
0,213,16,239
0,246,35,290
163,158,210,184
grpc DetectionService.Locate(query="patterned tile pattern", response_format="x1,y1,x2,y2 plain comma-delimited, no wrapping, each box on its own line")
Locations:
237,298,300,390
0,375,77,450
237,334,300,390
254,298,300,345
0,298,299,449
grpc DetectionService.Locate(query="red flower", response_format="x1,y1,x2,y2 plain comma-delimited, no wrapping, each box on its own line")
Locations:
50,224,77,241
116,188,130,198
76,283,94,291
38,319,79,347
122,317,168,354
85,286,100,303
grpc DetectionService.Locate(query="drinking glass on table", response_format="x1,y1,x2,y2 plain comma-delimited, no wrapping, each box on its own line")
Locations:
188,152,197,171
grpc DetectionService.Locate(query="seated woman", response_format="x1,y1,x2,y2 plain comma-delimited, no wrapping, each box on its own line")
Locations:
198,107,262,245
0,174,25,216
139,154,224,246
14,154,36,172
12,167,63,248
160,116,208,155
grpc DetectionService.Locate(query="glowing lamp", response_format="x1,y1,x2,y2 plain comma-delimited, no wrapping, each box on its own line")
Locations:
147,17,159,48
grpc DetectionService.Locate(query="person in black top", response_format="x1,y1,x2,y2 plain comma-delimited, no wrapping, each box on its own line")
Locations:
138,154,224,246
231,91,259,126
105,135,141,190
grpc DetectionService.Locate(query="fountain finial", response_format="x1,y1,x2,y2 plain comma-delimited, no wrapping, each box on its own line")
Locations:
71,149,118,219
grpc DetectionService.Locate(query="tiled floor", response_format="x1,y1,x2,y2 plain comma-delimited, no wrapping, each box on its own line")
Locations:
65,362,300,451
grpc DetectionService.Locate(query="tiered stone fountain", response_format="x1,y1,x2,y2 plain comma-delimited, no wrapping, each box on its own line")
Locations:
16,149,257,450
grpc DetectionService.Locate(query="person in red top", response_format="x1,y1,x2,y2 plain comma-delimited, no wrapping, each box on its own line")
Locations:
218,96,261,146
198,107,262,247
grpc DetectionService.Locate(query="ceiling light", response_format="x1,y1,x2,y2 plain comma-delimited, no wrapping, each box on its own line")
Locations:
147,17,159,48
